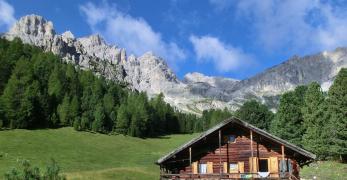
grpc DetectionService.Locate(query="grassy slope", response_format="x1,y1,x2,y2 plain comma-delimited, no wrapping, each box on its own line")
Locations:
301,161,347,180
0,128,346,179
0,128,196,179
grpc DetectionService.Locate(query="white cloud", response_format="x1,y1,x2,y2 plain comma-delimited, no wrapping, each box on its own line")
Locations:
0,0,16,30
236,0,347,53
79,1,185,69
190,35,252,72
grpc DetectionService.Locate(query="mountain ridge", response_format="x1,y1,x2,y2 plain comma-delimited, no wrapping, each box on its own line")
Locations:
3,14,347,113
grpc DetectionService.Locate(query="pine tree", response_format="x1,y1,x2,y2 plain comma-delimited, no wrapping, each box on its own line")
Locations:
57,95,70,126
235,100,274,130
70,96,80,124
1,59,40,128
301,82,327,158
48,65,64,100
325,68,347,160
115,104,129,134
270,86,307,146
73,117,81,131
92,103,106,132
129,102,148,137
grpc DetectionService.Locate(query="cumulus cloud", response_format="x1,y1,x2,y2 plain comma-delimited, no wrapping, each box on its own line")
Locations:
0,0,16,30
236,0,347,53
79,1,186,69
190,35,252,72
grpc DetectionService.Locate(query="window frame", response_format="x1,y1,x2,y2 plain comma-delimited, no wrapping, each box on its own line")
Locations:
228,135,236,143
198,163,207,174
229,162,239,173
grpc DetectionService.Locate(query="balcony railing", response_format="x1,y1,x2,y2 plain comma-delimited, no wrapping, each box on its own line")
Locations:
160,172,296,180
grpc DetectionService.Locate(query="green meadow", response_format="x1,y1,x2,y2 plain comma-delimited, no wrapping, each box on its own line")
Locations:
0,128,346,179
0,128,196,179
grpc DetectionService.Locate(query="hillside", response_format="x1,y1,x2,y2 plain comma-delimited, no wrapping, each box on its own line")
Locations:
0,128,197,179
0,128,345,179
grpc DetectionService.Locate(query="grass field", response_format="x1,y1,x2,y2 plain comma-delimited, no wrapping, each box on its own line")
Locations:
0,128,346,179
301,161,347,180
0,128,196,179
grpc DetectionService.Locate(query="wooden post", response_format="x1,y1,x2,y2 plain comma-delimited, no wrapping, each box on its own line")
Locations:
281,145,285,160
250,130,253,173
219,130,222,177
189,147,192,165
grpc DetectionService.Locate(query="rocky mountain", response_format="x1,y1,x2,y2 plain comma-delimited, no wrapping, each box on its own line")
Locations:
3,15,347,114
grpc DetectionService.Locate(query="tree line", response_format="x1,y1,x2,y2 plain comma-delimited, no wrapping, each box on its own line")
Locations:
270,69,346,161
0,38,198,137
0,38,345,160
234,68,346,161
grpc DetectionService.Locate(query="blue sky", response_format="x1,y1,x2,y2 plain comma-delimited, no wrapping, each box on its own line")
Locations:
1,0,347,80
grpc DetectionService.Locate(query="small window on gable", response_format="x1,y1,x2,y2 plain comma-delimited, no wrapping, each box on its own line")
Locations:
199,163,207,174
228,135,236,143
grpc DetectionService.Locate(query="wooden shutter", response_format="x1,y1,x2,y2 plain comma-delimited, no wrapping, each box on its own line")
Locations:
207,162,213,173
192,162,198,174
238,162,245,173
223,162,228,173
269,157,279,173
249,157,258,173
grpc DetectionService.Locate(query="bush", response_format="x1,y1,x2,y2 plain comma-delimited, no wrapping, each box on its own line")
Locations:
4,159,66,180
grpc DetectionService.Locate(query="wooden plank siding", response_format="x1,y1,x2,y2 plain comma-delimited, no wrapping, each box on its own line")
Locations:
158,118,314,179
180,132,285,174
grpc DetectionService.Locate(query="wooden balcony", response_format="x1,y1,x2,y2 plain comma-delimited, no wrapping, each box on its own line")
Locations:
160,172,298,180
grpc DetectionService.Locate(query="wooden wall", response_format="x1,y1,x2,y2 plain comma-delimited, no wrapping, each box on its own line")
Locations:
172,123,292,174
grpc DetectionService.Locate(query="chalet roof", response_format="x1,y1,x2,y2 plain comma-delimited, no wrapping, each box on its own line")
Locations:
157,117,316,164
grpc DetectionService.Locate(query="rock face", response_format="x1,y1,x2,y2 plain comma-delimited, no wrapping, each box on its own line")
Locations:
3,15,347,114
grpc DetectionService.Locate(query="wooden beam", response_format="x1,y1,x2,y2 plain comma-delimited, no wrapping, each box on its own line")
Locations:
189,147,192,165
250,130,253,157
250,130,253,173
219,130,222,176
281,144,285,160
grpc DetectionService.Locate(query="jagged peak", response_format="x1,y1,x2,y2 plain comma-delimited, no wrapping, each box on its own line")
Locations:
9,14,55,37
61,31,74,39
78,34,106,46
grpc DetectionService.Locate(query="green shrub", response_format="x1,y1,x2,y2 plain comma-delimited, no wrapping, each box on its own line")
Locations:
4,159,65,180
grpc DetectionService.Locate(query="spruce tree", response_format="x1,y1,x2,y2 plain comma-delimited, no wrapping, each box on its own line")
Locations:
48,65,64,100
1,59,39,128
236,100,273,130
326,68,347,160
57,95,70,126
115,104,129,134
270,86,307,146
301,82,327,158
70,96,80,124
92,103,106,132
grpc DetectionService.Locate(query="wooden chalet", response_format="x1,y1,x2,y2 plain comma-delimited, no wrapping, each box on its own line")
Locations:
156,118,316,179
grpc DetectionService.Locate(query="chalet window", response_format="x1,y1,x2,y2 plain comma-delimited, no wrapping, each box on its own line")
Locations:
199,163,207,174
229,135,236,143
229,163,238,173
259,159,269,172
224,135,236,143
